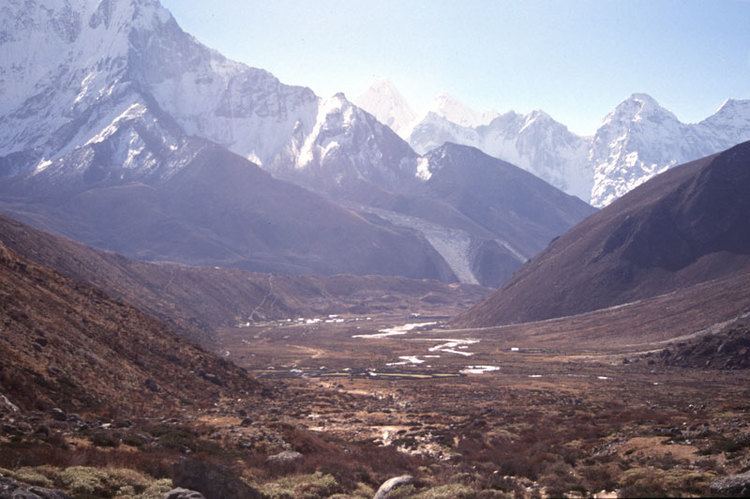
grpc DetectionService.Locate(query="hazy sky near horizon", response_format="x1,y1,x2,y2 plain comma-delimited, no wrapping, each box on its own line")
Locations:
161,0,750,135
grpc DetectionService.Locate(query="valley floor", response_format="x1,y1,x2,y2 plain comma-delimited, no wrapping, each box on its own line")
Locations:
208,311,750,497
3,309,749,498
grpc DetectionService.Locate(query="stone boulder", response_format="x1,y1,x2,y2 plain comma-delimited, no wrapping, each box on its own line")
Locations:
374,475,414,499
710,471,750,497
0,476,69,499
266,450,303,466
163,488,205,499
173,458,261,499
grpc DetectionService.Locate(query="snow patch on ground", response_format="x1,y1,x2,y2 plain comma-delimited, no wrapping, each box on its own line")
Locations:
352,322,437,339
0,394,19,412
460,365,500,375
415,156,432,181
386,356,426,366
424,338,480,356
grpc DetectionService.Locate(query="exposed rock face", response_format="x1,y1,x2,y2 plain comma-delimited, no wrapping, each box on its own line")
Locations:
709,470,750,497
374,475,414,499
172,459,262,499
659,321,750,370
0,475,69,499
266,450,304,465
277,93,420,197
163,488,205,499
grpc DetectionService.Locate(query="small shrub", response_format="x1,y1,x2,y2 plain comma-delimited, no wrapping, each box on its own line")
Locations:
58,466,157,498
619,467,715,498
89,430,120,448
0,466,54,488
415,483,477,498
579,463,617,492
538,461,585,497
260,472,342,498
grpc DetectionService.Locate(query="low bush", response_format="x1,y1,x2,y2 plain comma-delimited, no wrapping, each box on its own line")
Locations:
414,483,477,498
260,471,342,498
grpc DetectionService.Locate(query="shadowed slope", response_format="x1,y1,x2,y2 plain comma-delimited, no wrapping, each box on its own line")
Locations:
457,141,750,327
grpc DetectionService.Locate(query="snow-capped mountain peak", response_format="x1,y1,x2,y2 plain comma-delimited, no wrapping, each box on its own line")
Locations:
603,93,680,127
297,93,356,168
354,79,418,138
0,0,318,173
589,92,750,207
430,93,498,128
701,98,750,130
409,106,592,201
286,92,417,194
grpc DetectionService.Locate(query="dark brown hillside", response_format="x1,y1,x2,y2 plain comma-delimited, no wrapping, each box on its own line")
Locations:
457,141,750,327
0,239,257,414
0,214,488,346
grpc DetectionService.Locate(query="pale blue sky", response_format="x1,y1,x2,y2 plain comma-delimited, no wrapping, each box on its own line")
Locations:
161,0,750,135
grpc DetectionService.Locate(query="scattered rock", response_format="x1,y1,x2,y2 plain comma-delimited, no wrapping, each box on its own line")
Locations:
240,417,252,427
50,408,66,421
266,450,303,465
173,458,262,499
0,476,70,499
163,488,206,499
374,475,414,499
198,371,223,386
144,378,160,393
709,471,750,497
0,394,19,413
34,425,50,436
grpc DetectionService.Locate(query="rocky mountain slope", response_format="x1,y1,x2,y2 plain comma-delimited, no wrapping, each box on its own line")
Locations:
0,128,452,281
2,0,447,280
456,140,750,327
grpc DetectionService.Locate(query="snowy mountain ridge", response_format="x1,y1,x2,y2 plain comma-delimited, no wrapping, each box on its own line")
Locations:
409,109,592,201
590,93,750,206
358,79,749,205
0,0,318,177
